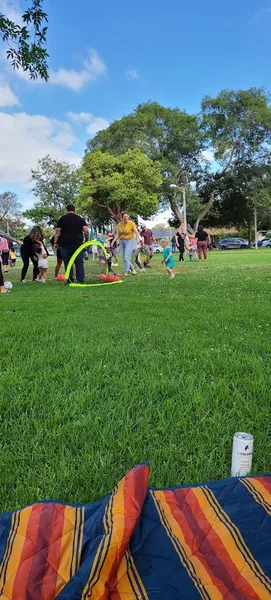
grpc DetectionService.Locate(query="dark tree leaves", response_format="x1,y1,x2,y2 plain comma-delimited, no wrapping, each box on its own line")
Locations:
0,0,48,80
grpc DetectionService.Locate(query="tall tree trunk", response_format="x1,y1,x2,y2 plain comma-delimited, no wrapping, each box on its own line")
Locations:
193,191,215,233
169,198,184,224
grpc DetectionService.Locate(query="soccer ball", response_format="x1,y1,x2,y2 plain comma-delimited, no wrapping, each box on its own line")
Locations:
98,274,107,281
57,274,65,281
4,281,13,290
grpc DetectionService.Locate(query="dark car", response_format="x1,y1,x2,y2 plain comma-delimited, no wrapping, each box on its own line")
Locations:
218,237,249,250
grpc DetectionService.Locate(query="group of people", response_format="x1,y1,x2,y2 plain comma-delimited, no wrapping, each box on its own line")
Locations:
174,224,210,262
0,205,211,292
112,216,210,279
158,225,210,279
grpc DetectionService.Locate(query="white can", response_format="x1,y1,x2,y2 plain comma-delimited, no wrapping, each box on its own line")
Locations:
231,432,254,477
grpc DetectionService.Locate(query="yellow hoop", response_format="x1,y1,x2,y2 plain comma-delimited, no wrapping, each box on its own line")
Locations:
65,240,123,286
65,240,108,282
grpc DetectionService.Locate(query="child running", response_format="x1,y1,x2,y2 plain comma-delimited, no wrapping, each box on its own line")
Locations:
9,247,17,267
161,238,175,279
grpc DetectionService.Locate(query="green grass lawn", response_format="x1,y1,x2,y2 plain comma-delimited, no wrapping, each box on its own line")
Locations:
1,249,271,512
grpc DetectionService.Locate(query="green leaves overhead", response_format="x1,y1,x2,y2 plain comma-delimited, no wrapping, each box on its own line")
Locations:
0,0,48,80
201,88,271,165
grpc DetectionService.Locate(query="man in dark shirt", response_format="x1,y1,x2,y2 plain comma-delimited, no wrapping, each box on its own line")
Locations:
54,204,89,283
141,224,156,268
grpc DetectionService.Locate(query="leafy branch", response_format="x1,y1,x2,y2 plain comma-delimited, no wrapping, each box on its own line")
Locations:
0,0,48,80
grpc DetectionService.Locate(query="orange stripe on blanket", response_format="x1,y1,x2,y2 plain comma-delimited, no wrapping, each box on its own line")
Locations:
193,487,271,599
57,505,78,584
251,478,271,504
2,504,41,599
82,464,149,600
110,553,133,600
111,548,149,600
152,490,221,600
172,487,259,600
110,551,142,600
106,464,150,596
2,503,79,600
240,479,271,516
0,511,19,592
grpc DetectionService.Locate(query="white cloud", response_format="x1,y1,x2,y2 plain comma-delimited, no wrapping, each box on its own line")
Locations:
0,111,80,184
10,49,107,91
126,69,139,81
66,112,94,123
49,50,106,91
86,117,109,135
0,80,19,106
0,0,22,25
66,111,109,135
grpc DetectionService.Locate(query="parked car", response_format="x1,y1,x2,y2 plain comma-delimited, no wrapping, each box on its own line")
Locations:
151,244,163,253
258,238,271,248
218,238,249,250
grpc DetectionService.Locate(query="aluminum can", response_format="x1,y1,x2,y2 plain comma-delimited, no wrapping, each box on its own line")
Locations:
231,432,253,477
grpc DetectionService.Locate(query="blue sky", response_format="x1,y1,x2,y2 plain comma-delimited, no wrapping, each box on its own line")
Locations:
0,0,270,218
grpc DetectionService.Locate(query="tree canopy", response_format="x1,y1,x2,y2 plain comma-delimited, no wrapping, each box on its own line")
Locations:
0,191,21,222
87,91,271,232
0,192,26,239
78,148,162,223
0,0,48,80
206,164,271,233
24,156,81,226
201,88,271,167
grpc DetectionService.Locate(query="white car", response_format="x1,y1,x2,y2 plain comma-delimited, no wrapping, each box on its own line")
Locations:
151,244,163,253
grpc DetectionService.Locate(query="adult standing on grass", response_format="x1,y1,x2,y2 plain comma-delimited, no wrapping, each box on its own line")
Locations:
140,224,156,268
54,204,89,284
176,226,186,262
195,225,210,261
171,235,177,253
20,226,43,283
0,228,21,295
112,212,140,277
50,235,63,279
0,236,10,274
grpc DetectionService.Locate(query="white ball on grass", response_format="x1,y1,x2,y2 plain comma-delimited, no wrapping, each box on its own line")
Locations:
4,281,13,290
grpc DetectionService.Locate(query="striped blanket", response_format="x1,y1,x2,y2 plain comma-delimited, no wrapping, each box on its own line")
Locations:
0,464,271,599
